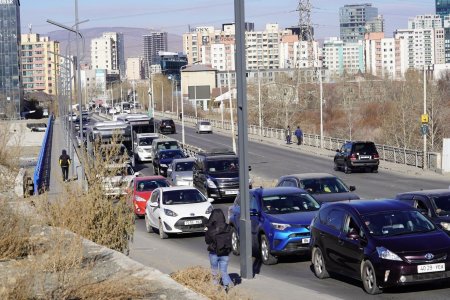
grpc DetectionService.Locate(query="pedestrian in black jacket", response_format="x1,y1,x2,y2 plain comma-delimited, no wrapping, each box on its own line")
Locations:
205,209,233,291
59,149,71,182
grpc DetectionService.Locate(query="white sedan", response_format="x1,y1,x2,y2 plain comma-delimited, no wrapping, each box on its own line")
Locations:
144,186,213,239
196,121,213,134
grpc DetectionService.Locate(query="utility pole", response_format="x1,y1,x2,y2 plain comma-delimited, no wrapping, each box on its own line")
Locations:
423,65,427,170
235,0,252,280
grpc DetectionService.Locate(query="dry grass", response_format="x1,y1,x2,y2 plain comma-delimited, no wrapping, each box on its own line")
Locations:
251,176,278,189
171,266,251,300
0,122,23,191
0,200,31,260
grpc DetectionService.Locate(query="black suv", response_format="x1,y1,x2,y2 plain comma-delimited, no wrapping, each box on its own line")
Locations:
334,141,379,174
193,149,250,200
158,118,176,134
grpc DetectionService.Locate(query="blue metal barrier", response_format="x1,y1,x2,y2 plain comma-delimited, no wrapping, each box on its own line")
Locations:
33,115,53,194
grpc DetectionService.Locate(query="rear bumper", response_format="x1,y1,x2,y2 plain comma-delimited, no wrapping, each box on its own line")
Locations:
349,159,379,168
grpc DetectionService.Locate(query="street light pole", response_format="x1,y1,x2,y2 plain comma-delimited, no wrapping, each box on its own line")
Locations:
319,67,324,148
423,65,427,170
258,68,262,136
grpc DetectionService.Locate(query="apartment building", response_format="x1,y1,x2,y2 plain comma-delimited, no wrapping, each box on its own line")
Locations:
20,33,60,95
91,32,125,78
279,34,320,69
323,37,365,76
364,32,404,79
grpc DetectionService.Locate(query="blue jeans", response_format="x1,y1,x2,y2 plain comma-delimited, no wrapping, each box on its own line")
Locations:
209,253,232,287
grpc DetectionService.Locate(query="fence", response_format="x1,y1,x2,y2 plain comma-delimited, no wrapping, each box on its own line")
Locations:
33,116,54,194
156,111,441,172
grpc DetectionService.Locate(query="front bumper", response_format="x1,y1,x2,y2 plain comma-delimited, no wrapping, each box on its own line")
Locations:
373,259,450,288
173,179,194,187
137,152,152,162
161,216,209,233
269,229,311,255
207,187,239,199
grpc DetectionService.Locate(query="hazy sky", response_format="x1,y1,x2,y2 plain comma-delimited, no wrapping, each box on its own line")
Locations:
21,0,435,38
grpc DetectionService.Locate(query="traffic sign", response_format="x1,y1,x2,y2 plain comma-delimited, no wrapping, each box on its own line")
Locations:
421,114,429,124
420,124,429,136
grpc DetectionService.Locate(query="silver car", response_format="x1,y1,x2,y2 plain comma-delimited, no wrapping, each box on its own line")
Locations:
196,121,213,134
167,158,195,186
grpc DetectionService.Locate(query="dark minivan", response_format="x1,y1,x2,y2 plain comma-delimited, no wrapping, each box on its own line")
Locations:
396,189,450,233
158,118,176,134
310,200,450,294
334,141,379,174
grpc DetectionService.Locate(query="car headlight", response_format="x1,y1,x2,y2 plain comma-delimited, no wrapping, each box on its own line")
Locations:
137,147,144,153
164,209,178,217
376,247,402,261
271,222,291,230
205,205,213,214
134,195,147,202
440,222,450,231
206,178,217,188
160,164,168,168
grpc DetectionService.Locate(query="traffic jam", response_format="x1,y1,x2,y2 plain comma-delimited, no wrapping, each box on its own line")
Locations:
76,111,450,295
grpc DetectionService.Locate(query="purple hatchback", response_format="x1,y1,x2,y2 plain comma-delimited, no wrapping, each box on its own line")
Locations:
310,200,450,294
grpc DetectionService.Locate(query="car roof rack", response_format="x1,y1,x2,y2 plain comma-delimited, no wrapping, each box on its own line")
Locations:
198,148,236,156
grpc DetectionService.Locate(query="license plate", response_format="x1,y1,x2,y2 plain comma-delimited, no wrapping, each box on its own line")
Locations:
166,126,171,128
184,220,202,225
225,190,238,195
359,155,371,159
302,238,311,244
417,263,445,274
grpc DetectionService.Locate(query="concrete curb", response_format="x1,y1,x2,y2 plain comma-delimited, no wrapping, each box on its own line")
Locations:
14,168,26,198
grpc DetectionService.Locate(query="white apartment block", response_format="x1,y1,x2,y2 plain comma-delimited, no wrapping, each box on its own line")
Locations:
279,34,320,69
364,33,404,79
408,15,442,30
323,37,365,76
126,57,144,81
91,32,125,78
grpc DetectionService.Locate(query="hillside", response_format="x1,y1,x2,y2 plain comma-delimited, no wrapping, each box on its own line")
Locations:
46,27,183,63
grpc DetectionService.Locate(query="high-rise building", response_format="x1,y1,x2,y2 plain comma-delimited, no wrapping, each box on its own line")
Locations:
143,32,168,77
20,33,60,95
0,0,22,117
323,37,365,76
91,32,125,78
126,57,144,81
436,0,450,19
339,4,379,42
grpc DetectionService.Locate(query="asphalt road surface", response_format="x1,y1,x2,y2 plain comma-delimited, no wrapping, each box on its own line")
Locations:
89,115,450,299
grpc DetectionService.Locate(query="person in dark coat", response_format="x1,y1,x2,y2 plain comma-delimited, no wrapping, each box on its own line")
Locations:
59,149,71,182
285,125,292,144
205,209,233,291
294,126,303,145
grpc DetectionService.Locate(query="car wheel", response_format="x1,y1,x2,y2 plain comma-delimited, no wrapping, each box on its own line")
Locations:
260,234,278,265
361,260,382,295
159,219,168,239
312,247,329,279
145,214,152,233
371,167,378,173
344,163,352,174
333,160,339,171
231,227,240,256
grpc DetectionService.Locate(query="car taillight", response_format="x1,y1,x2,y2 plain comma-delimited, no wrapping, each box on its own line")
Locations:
373,153,379,159
350,154,357,160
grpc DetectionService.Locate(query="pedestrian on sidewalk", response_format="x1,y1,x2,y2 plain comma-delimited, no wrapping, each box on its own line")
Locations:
179,112,182,120
294,126,303,145
285,125,292,144
59,149,71,182
205,209,233,292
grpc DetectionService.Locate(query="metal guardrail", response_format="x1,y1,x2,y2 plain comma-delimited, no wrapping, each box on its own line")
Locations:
156,111,441,172
33,116,54,194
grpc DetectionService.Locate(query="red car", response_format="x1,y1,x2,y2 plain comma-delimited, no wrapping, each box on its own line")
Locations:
129,176,170,217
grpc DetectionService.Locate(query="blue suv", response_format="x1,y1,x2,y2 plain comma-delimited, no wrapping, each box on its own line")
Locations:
227,187,321,265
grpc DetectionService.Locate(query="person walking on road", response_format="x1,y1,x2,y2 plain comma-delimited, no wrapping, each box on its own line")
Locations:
294,126,303,145
285,125,292,144
205,209,233,292
59,149,71,182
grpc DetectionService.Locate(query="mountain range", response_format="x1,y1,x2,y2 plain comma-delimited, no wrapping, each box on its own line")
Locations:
46,27,183,64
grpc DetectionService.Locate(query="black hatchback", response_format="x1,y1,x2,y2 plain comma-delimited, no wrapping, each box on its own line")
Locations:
310,200,450,294
334,141,379,174
396,189,450,233
158,119,176,134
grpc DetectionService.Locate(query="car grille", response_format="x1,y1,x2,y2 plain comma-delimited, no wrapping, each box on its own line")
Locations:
217,180,239,189
283,241,310,252
174,217,208,232
288,232,310,238
404,253,447,264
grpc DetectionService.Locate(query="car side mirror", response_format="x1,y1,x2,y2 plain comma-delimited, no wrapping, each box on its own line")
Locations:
207,198,214,203
349,186,356,192
250,209,259,216
149,202,158,208
347,231,359,240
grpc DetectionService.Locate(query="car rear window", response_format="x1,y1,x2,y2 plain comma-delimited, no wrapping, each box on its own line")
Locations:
201,122,211,125
353,143,377,154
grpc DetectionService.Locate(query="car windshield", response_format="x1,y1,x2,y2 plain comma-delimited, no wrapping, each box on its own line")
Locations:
300,177,349,194
353,143,377,153
262,193,320,214
162,189,206,205
431,196,450,216
160,151,184,160
157,141,179,150
175,161,194,172
136,179,169,191
362,210,436,237
206,159,238,173
138,137,155,146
